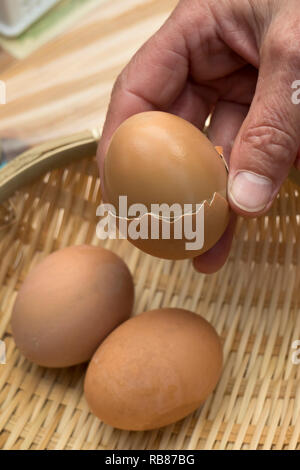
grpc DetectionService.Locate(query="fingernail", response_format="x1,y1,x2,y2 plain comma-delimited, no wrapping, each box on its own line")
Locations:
229,171,273,213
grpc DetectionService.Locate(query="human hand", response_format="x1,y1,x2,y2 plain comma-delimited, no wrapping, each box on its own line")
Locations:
97,0,300,273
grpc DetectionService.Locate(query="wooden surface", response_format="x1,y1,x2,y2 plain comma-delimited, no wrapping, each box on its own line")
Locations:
0,50,15,73
0,0,178,149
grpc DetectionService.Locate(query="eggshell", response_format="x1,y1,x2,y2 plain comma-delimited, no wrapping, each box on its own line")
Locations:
110,191,229,260
84,308,223,431
104,111,229,259
11,245,134,368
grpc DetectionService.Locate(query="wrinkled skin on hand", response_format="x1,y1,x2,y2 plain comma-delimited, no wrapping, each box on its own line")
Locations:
98,0,300,273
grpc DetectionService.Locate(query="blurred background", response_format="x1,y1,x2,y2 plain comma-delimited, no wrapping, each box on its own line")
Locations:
0,0,178,166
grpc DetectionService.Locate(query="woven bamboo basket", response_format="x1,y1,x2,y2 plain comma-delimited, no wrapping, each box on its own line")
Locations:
0,127,300,450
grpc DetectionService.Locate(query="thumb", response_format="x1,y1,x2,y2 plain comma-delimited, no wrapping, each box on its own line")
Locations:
228,29,300,216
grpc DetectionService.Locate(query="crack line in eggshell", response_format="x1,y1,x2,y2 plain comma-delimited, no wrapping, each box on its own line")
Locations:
103,145,228,224
105,191,228,224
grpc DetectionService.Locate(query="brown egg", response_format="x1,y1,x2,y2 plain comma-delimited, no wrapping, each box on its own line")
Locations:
11,245,134,368
84,308,223,431
104,111,229,259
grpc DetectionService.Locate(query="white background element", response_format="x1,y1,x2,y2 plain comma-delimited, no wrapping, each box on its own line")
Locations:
291,80,300,105
0,0,59,37
0,80,6,104
0,340,6,364
291,340,300,365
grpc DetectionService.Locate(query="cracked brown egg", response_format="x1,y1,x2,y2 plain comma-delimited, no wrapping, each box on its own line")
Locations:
104,111,229,259
11,245,134,368
84,308,223,431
